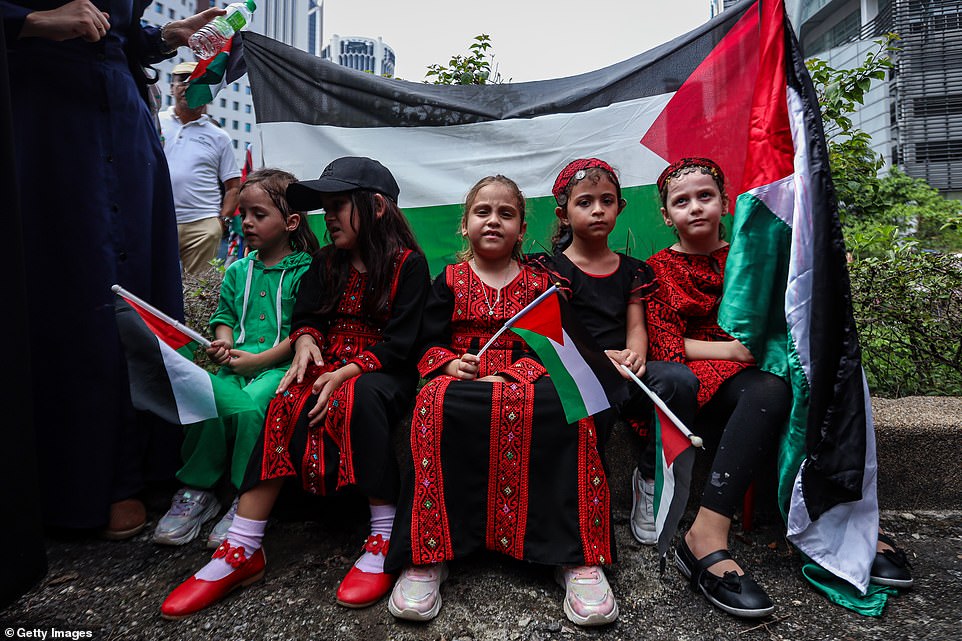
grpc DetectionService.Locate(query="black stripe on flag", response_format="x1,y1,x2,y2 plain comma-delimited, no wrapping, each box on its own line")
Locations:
115,299,181,426
244,4,751,128
785,27,867,519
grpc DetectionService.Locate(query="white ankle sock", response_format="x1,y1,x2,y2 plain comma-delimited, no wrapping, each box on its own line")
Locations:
354,503,395,574
195,515,267,581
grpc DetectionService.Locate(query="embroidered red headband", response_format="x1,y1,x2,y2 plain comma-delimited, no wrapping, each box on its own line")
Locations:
552,158,619,203
656,157,725,193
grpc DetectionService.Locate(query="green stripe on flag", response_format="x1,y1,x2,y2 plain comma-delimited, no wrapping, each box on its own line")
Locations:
719,192,810,518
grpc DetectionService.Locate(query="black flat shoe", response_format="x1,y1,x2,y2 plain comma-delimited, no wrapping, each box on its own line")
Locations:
870,532,913,589
674,535,774,618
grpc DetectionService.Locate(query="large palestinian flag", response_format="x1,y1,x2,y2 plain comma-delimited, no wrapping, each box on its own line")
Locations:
244,0,890,614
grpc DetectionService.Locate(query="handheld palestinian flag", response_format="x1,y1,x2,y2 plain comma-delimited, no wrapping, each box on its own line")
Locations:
243,0,889,614
494,287,625,424
186,34,248,109
113,286,256,425
653,405,696,566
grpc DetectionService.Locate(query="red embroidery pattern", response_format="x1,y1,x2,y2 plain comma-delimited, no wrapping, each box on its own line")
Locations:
647,246,748,407
418,346,457,377
577,417,612,565
289,325,324,346
348,351,381,372
327,377,357,492
485,380,533,560
261,364,328,480
409,377,454,565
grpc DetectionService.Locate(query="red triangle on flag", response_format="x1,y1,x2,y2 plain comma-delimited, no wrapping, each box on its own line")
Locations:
511,291,564,345
658,406,691,468
641,5,760,200
124,297,195,351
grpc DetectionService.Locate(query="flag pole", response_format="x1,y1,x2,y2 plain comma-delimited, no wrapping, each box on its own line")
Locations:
111,284,212,349
476,285,558,358
620,364,704,448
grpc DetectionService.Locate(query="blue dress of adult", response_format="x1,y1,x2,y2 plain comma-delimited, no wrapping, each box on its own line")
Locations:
1,0,223,535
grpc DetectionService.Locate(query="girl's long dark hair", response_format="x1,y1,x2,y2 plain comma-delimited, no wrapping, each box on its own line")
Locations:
313,189,424,317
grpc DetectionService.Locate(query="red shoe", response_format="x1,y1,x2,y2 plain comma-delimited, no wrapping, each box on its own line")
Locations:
160,542,266,620
335,534,397,608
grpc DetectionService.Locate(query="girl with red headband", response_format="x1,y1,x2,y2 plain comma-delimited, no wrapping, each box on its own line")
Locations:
647,158,912,619
537,159,697,551
385,175,621,627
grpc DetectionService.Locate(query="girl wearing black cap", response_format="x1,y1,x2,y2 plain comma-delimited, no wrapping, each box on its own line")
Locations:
161,157,431,618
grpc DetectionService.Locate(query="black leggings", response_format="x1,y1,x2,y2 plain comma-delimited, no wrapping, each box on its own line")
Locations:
639,365,791,519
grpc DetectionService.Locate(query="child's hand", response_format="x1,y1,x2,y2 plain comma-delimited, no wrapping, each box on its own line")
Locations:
605,349,646,380
277,336,324,394
446,353,480,380
227,349,260,377
729,340,756,364
207,339,233,366
306,369,348,427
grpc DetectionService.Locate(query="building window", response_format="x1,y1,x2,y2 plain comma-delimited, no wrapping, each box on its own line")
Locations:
219,117,226,126
232,120,239,129
168,8,175,18
245,86,251,95
166,95,173,106
915,140,962,164
233,83,240,92
233,101,239,110
245,123,251,132
245,104,251,113
155,4,163,13
232,140,238,148
220,98,227,107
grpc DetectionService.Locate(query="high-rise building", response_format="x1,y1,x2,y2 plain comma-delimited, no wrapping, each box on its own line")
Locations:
142,0,311,166
792,0,961,196
321,35,396,76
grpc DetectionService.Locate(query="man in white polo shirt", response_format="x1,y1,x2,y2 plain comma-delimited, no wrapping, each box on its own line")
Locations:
159,61,241,275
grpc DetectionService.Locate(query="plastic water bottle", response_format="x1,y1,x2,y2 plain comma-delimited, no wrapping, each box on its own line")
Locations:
188,0,256,60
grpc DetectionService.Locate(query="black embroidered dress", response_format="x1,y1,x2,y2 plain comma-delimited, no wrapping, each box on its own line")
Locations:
386,262,617,572
247,249,429,501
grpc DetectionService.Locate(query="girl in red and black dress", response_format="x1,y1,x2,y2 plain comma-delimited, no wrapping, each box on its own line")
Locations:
161,157,430,619
386,175,620,627
650,158,913,620
648,157,789,619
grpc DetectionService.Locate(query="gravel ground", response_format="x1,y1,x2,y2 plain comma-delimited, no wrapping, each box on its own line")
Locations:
2,484,958,641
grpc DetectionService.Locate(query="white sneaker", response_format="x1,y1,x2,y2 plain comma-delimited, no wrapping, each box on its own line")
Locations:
206,495,239,549
387,563,448,621
555,565,619,626
630,468,657,545
152,487,220,546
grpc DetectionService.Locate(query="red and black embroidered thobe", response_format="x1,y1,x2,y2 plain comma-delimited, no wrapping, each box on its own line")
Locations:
246,249,430,502
646,245,749,407
386,262,617,572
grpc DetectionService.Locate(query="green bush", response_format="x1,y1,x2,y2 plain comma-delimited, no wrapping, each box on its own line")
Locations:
847,230,962,397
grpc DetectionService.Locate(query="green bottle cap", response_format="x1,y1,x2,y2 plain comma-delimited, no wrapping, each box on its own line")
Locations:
246,0,256,11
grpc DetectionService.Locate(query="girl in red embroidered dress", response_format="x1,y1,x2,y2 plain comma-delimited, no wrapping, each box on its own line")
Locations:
161,157,430,619
385,176,620,627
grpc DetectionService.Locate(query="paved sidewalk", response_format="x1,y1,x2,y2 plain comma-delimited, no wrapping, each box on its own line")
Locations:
2,484,959,641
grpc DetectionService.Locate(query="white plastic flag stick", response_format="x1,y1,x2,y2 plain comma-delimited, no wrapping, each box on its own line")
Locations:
111,284,212,349
621,364,704,448
475,285,558,358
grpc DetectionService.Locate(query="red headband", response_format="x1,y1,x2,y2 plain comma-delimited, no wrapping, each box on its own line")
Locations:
656,157,725,193
552,158,619,203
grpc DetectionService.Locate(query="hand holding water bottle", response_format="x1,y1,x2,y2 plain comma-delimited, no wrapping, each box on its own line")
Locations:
189,0,257,59
153,6,226,52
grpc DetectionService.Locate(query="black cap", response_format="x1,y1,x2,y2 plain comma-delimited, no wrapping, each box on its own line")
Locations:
286,156,400,211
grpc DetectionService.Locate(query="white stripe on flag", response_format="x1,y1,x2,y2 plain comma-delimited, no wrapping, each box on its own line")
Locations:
256,94,674,208
787,372,880,593
655,449,676,535
157,338,218,424
550,329,610,416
